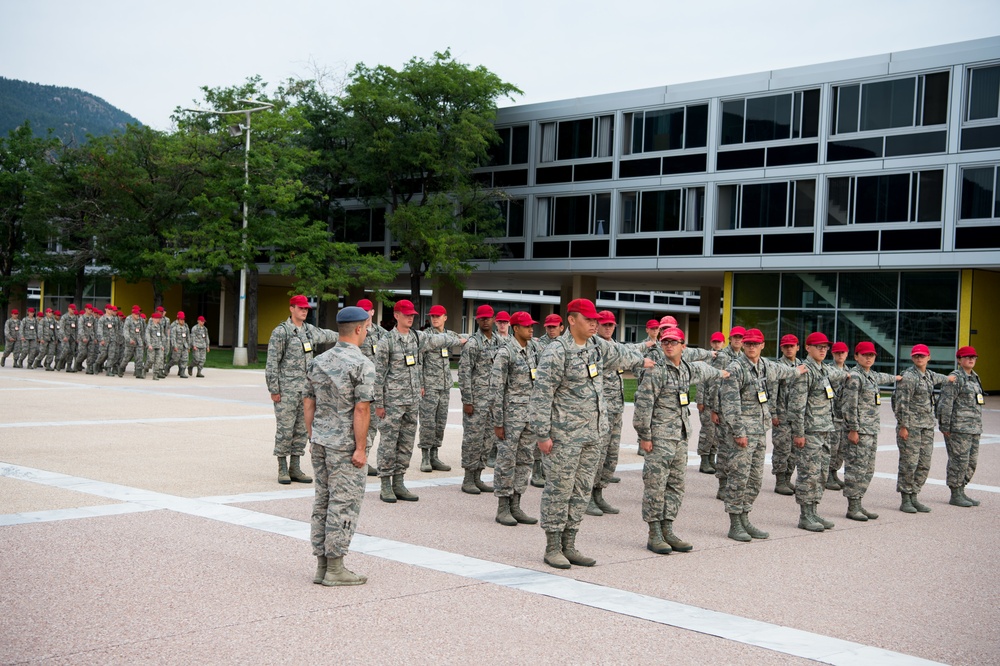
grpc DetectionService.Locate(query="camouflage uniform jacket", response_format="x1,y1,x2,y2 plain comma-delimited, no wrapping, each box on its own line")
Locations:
937,370,984,435
894,366,950,430
698,349,732,412
190,323,209,349
122,316,144,346
459,330,503,406
96,313,118,344
40,315,57,342
360,323,388,367
20,315,38,341
489,338,542,428
145,320,168,349
787,356,850,436
633,358,722,442
78,313,97,342
721,355,800,438
529,335,644,443
375,328,459,409
829,363,851,424
305,342,376,453
772,355,804,422
602,340,648,415
842,367,897,435
169,321,191,350
58,312,76,341
421,329,463,392
5,317,19,342
265,319,339,396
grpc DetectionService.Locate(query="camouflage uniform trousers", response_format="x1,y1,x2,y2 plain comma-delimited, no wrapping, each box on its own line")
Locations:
842,433,877,500
794,431,834,506
2,338,18,365
641,437,688,523
366,410,381,457
41,340,58,369
594,410,623,490
493,419,535,498
190,348,207,370
943,432,979,489
57,339,75,370
21,340,39,368
377,403,419,477
461,399,493,470
770,421,797,477
895,426,934,495
540,429,602,532
119,344,144,376
417,387,449,450
829,421,849,474
97,342,120,374
713,422,734,487
75,339,98,372
146,347,165,377
166,348,189,375
697,408,717,456
721,434,767,514
273,391,310,457
310,443,366,559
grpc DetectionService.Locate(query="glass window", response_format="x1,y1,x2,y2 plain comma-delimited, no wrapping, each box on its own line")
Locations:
835,73,949,134
733,273,780,308
827,177,851,226
861,78,916,131
921,72,950,125
721,100,744,145
779,310,839,343
511,126,529,164
553,195,590,235
685,187,705,231
621,192,637,234
730,308,780,356
685,104,709,148
897,311,957,375
960,167,997,219
855,174,911,224
745,94,792,142
741,183,788,228
793,180,816,227
835,85,860,134
717,184,738,230
644,108,684,152
838,272,899,310
640,190,682,232
835,311,899,374
916,170,944,222
967,65,1000,121
593,193,611,235
900,272,958,310
557,118,593,160
781,273,836,309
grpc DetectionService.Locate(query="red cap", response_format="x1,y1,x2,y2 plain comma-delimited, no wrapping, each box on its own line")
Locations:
140,314,147,320
474,304,495,319
567,298,599,319
510,311,537,327
910,344,930,357
729,326,746,338
428,305,447,316
357,298,374,311
544,314,563,327
645,319,660,329
659,315,678,328
151,312,162,319
855,341,876,355
710,331,725,343
289,295,312,309
831,342,849,353
45,307,52,313
956,346,977,358
779,334,799,347
743,328,765,343
660,327,685,342
105,304,114,310
27,308,35,314
118,312,125,318
54,310,61,316
84,304,93,310
805,332,831,346
597,310,616,325
10,309,18,315
155,306,165,312
68,305,77,311
393,299,418,315
132,305,141,313
197,316,206,322
495,311,511,322
176,311,185,319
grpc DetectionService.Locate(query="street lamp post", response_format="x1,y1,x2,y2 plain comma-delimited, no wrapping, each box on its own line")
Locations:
184,99,273,366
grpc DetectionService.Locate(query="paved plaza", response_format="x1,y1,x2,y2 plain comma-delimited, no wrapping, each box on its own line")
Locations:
1,366,998,665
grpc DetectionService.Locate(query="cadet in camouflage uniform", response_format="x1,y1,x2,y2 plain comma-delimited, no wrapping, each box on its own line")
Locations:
166,311,191,378
2,309,19,367
786,332,850,532
266,295,339,485
119,306,146,378
894,343,954,513
712,326,745,496
635,326,726,554
418,304,460,473
374,299,463,503
145,311,168,380
58,305,78,372
938,346,985,508
19,308,40,368
75,304,99,374
771,335,803,495
697,332,727,474
357,299,387,476
39,309,58,370
189,315,210,377
95,305,120,375
459,304,502,494
841,341,899,521
531,314,566,486
305,306,374,587
530,299,651,569
720,329,805,542
490,311,541,526
825,341,851,490
52,311,64,369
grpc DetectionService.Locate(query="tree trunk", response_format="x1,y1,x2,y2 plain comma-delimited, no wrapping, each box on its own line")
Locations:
410,268,421,304
73,265,85,305
247,266,259,364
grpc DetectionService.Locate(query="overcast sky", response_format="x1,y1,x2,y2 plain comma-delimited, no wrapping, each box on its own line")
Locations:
3,0,997,130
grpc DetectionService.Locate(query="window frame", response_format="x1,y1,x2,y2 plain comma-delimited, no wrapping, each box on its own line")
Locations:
715,179,817,231
825,170,945,227
831,70,951,136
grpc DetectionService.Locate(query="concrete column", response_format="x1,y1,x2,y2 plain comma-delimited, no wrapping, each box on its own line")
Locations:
432,280,465,334
699,285,722,349
559,275,598,314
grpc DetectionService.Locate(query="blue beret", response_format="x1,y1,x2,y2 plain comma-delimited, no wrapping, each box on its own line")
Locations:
336,306,369,324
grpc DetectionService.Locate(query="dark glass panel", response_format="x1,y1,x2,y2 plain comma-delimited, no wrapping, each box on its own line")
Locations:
960,167,996,219
780,310,840,348
745,94,792,142
685,104,709,148
616,238,654,257
640,189,682,233
956,225,1000,249
507,199,524,237
557,118,593,160
574,161,613,182
733,273,780,308
921,72,949,125
661,153,707,175
763,233,813,254
344,209,371,243
488,127,511,166
593,193,611,236
960,125,1000,150
861,78,915,131
631,113,643,154
717,185,738,231
793,180,816,227
835,311,898,375
658,236,703,256
766,143,818,167
781,273,837,309
967,65,1000,121
553,195,590,236
511,126,529,164
880,228,941,252
801,89,820,138
532,240,570,259
827,138,883,161
473,172,493,187
535,165,573,185
717,148,765,170
884,131,947,157
822,230,879,253
827,177,851,226
916,170,944,222
619,157,660,178
855,174,911,224
644,107,684,152
721,99,745,145
714,235,760,254
741,182,787,228
836,85,860,134
838,272,899,310
898,310,957,375
494,169,528,187
570,239,610,258
899,272,958,310
371,208,386,242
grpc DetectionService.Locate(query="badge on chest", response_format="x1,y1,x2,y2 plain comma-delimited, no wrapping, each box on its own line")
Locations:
440,348,449,358
405,354,416,366
588,363,598,378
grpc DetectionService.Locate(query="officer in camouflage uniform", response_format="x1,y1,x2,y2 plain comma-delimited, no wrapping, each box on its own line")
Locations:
166,311,191,378
720,328,805,542
75,304,99,374
266,295,339,485
696,331,727,473
145,311,168,380
771,335,803,495
38,309,58,370
530,299,651,569
189,315,210,377
58,306,78,371
418,304,461,473
374,299,463,503
825,341,851,491
52,310,64,369
635,326,727,555
19,308,40,368
119,306,145,378
2,309,20,367
712,326,746,496
894,343,954,514
305,306,374,587
531,314,566,486
459,304,502,495
786,332,850,532
938,346,985,508
357,299,387,476
841,341,900,521
96,305,120,375
489,311,541,526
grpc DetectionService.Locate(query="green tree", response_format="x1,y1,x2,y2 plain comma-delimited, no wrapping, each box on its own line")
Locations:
338,50,521,299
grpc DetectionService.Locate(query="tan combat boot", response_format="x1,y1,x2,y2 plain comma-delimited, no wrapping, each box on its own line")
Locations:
288,455,312,483
322,556,367,586
277,457,291,485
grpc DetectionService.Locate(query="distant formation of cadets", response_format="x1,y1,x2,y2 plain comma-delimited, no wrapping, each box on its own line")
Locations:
2,304,210,379
266,295,990,584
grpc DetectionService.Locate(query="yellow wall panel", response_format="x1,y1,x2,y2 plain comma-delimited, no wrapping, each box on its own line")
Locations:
969,269,1000,391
